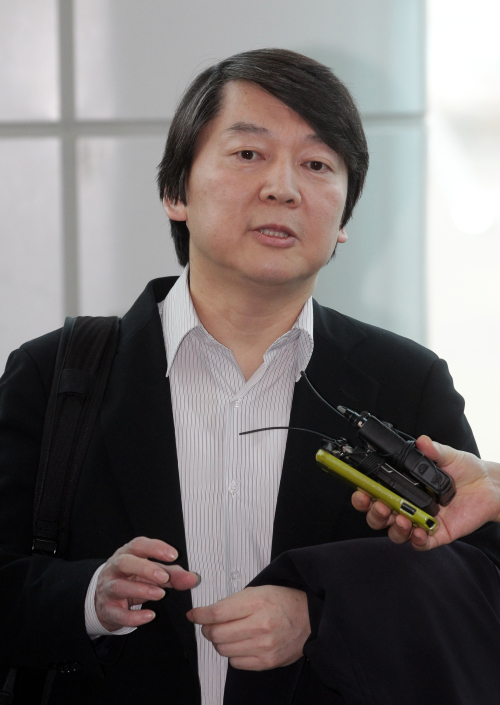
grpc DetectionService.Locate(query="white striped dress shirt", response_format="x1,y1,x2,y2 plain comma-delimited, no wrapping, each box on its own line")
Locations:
84,266,314,704
161,267,314,704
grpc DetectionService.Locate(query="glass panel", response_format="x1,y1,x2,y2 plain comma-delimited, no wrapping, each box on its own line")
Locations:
0,139,63,374
315,122,425,343
0,0,59,121
75,0,423,120
427,0,500,459
78,136,182,316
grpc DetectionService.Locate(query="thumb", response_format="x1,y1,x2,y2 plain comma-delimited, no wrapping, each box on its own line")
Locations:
165,564,201,591
415,435,460,469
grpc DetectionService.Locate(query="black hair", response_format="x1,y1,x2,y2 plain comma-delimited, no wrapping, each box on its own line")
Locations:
157,48,369,266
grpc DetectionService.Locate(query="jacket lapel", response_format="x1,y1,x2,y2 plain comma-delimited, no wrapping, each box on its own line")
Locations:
272,300,380,559
99,277,199,674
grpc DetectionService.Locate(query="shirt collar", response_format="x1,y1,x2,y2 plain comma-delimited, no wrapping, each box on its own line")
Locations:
160,265,315,380
284,296,314,381
292,296,313,341
160,266,202,377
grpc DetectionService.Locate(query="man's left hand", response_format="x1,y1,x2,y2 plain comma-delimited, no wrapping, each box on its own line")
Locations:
186,585,310,670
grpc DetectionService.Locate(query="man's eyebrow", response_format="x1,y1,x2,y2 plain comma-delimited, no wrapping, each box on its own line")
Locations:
223,122,271,136
305,132,325,144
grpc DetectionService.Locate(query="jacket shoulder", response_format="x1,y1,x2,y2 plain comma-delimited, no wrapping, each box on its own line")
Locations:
315,302,438,371
16,328,62,390
347,315,436,365
313,303,475,451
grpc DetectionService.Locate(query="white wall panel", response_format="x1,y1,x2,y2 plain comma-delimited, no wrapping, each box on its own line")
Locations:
427,0,500,458
75,0,424,120
315,122,425,343
77,136,182,316
0,139,63,373
0,0,59,121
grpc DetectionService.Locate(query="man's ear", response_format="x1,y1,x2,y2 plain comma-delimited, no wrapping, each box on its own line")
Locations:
337,228,348,243
163,195,187,222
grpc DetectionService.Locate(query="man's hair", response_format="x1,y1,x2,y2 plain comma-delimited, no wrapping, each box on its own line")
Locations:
157,48,369,267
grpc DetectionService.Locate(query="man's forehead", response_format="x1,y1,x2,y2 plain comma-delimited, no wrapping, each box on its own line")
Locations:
223,121,324,145
193,81,333,157
216,81,323,141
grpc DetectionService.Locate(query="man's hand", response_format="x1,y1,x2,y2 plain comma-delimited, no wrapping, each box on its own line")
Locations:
186,585,310,670
95,536,199,632
352,435,500,550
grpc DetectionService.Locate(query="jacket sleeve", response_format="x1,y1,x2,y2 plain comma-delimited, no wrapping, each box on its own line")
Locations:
414,357,478,454
413,356,500,569
234,539,500,705
0,346,105,675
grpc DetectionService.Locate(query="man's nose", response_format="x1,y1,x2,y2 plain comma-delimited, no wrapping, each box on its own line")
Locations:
259,159,301,206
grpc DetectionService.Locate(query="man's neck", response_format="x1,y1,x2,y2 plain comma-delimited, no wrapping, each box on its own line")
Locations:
188,266,315,382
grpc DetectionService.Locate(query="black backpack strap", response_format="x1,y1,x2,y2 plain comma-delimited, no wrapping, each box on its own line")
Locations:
32,315,120,556
0,667,17,704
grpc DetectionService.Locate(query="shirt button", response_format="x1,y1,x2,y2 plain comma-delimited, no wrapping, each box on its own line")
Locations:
230,570,241,581
234,399,241,408
228,481,237,497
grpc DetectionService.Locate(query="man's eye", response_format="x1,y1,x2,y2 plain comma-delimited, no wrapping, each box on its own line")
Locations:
239,150,256,160
308,161,327,171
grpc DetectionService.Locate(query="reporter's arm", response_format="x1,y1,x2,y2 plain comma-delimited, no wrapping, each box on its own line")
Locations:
351,356,500,557
352,436,500,550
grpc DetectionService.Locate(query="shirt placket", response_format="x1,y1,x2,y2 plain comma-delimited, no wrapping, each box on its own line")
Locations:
224,381,248,595
222,367,269,596
201,343,245,597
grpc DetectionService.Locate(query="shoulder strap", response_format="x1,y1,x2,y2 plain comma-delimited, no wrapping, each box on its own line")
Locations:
32,315,120,556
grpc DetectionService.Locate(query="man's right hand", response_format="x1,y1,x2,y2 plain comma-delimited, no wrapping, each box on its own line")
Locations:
95,536,199,632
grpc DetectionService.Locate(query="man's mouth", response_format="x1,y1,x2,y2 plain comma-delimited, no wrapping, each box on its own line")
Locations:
255,224,297,239
258,228,290,239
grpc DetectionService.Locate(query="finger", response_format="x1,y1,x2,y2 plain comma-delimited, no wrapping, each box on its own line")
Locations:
112,553,171,586
102,605,156,630
212,634,284,666
410,526,432,551
229,655,277,671
163,564,200,591
212,637,255,659
229,656,261,671
201,618,255,646
415,435,459,469
187,592,253,625
132,560,181,587
117,536,178,562
387,514,413,544
365,501,394,530
129,596,148,607
108,553,170,590
351,490,372,512
105,578,165,602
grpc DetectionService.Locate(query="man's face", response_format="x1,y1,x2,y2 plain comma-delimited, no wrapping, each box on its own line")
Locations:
165,80,348,290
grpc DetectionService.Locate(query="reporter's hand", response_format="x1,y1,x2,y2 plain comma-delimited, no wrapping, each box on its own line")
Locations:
352,436,500,550
95,536,199,632
186,585,310,670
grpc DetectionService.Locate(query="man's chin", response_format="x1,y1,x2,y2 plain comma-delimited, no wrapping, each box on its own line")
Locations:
239,265,318,290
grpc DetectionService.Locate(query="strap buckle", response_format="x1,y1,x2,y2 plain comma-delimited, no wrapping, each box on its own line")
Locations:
32,538,57,555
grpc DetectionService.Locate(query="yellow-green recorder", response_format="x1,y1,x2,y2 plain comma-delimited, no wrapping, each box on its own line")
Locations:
316,446,439,534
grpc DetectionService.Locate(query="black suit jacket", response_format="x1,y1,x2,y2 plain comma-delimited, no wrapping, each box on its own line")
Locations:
0,276,498,704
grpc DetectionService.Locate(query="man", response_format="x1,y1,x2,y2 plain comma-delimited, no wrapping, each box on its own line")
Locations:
1,48,499,704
